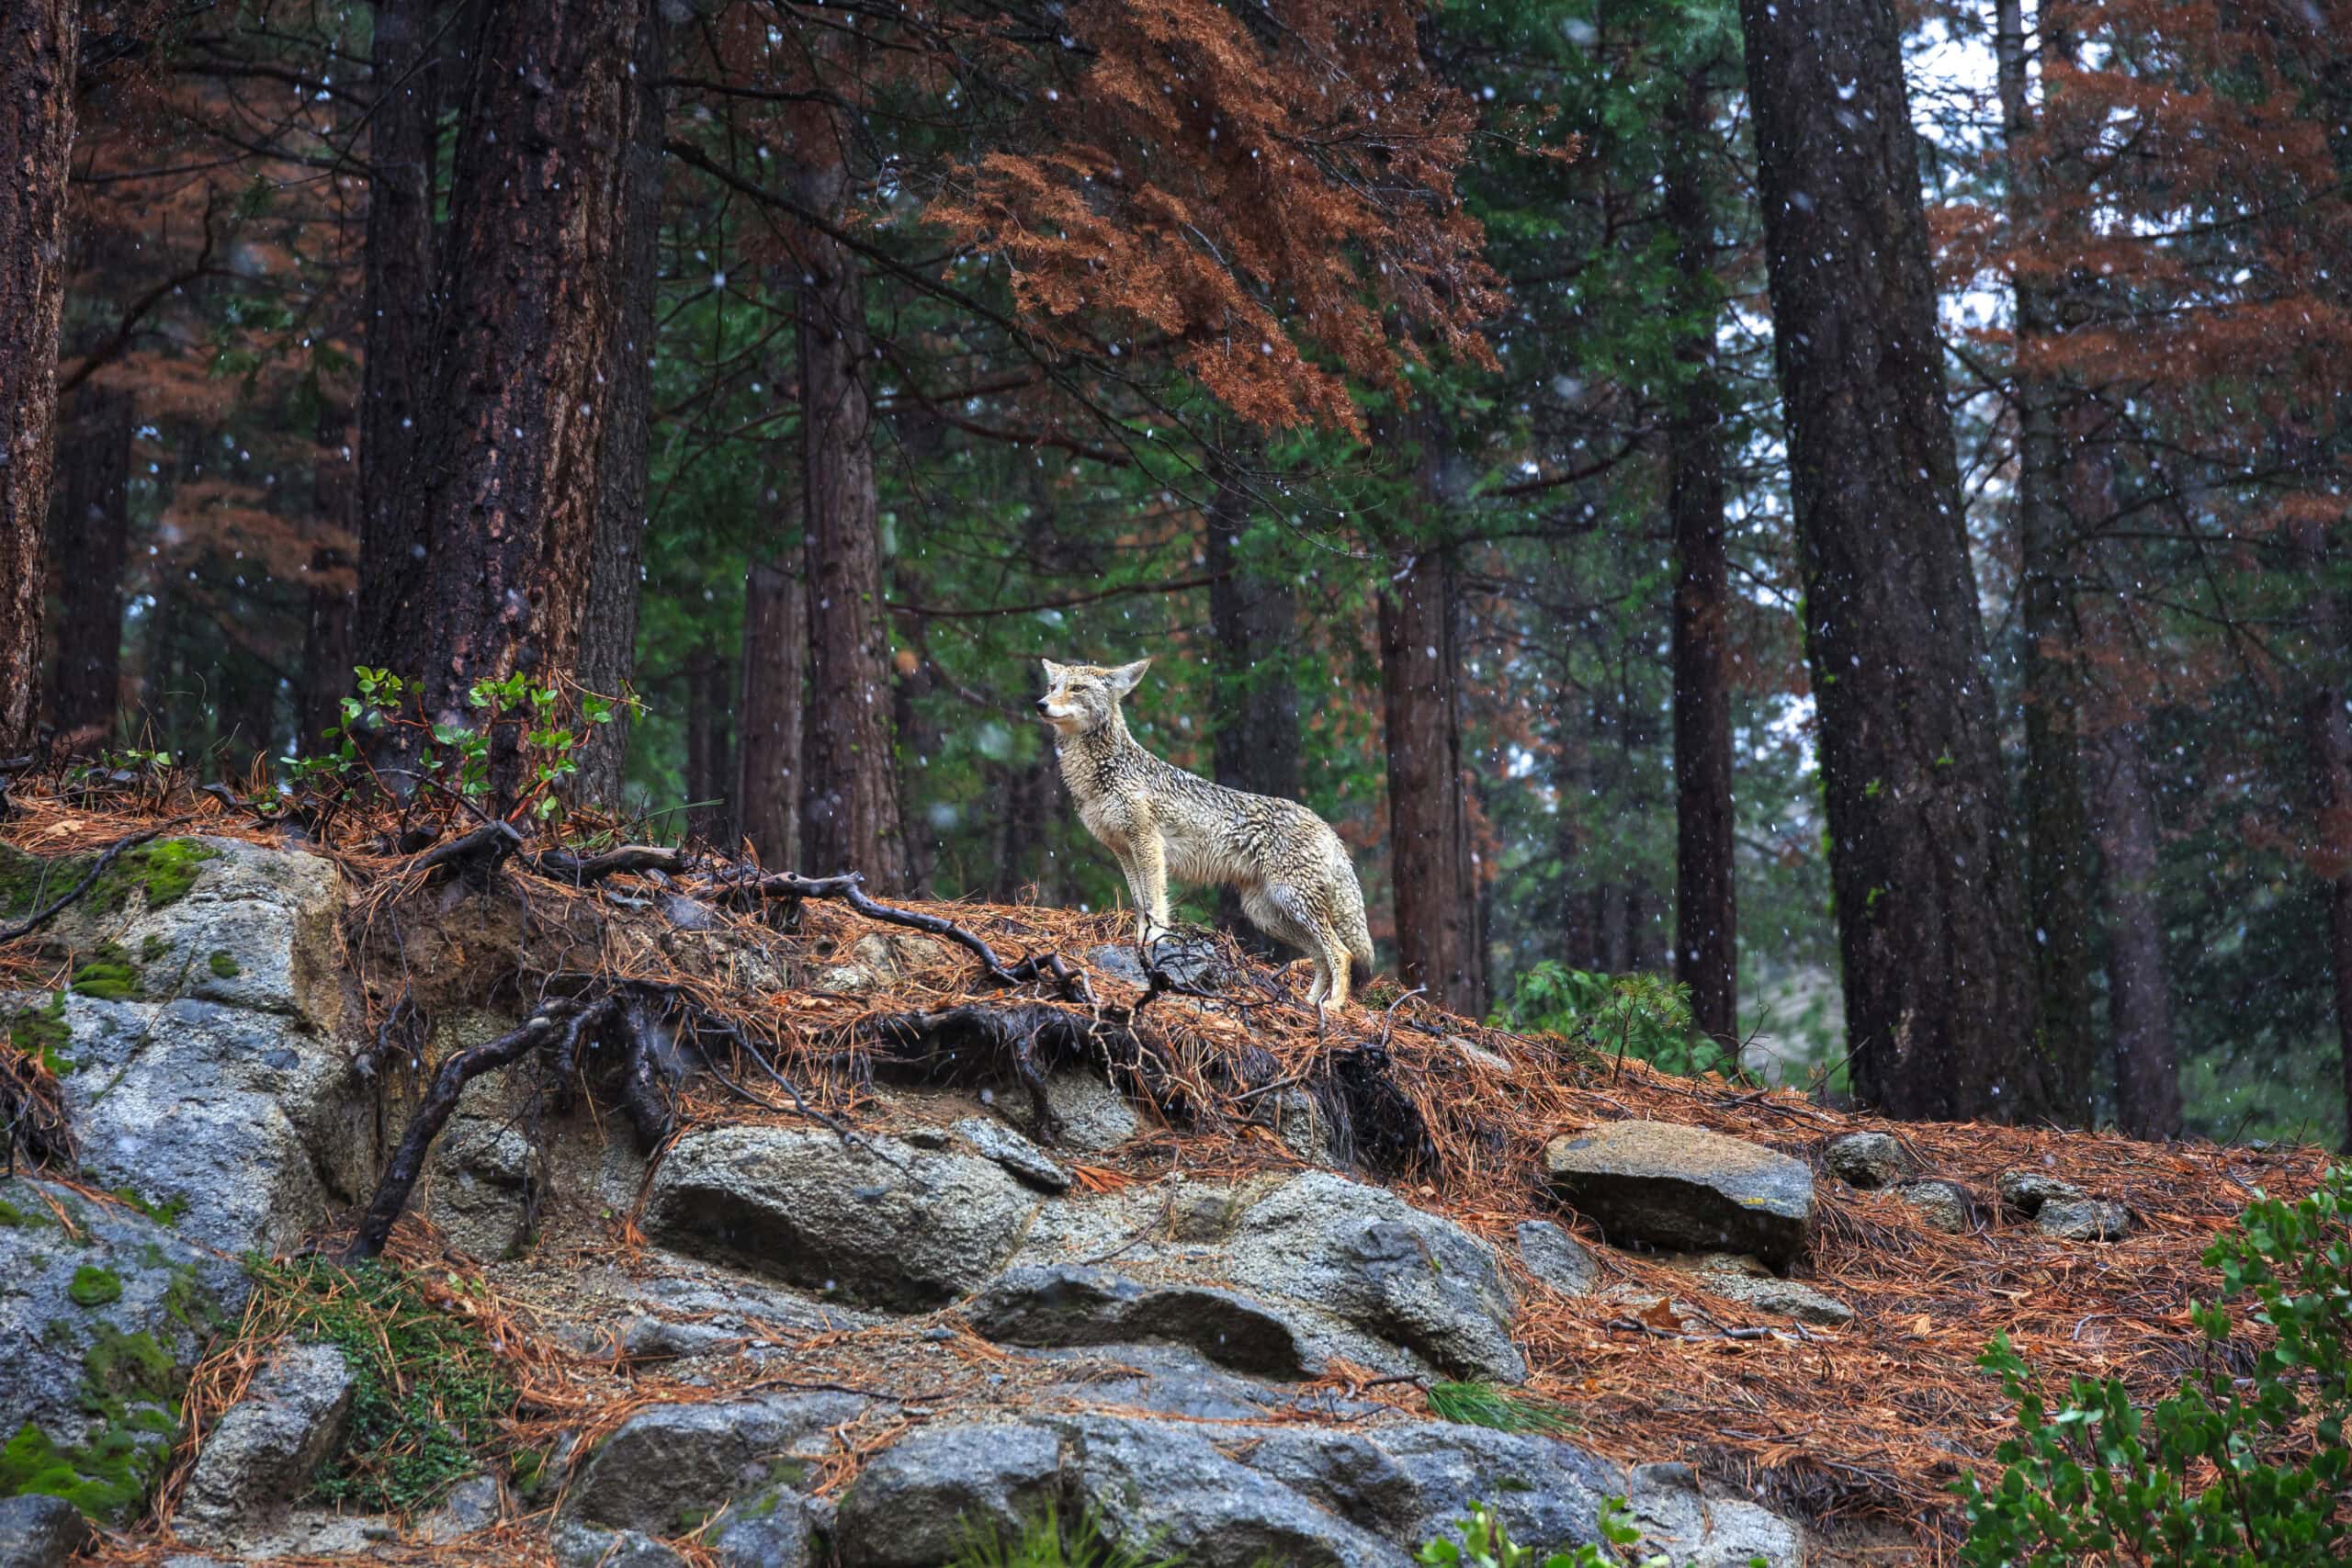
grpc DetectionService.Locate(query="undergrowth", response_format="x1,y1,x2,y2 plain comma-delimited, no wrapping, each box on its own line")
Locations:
243,1257,514,1512
1958,1165,2352,1564
948,1506,1178,1568
1427,1382,1579,1438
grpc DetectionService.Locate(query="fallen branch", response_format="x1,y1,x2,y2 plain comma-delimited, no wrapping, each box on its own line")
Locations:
528,844,688,886
718,870,1086,998
404,819,525,885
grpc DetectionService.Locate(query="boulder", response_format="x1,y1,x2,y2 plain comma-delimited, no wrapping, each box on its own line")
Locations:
175,1342,355,1544
956,1117,1072,1192
711,1493,818,1568
1059,1414,1395,1568
0,1495,91,1568
1998,1170,2131,1241
1543,1122,1813,1269
550,1519,686,1568
966,1265,1316,1378
1225,1172,1525,1383
1242,1420,1617,1553
562,1393,866,1535
642,1126,1037,1310
1822,1132,1916,1190
833,1423,1064,1568
1677,1256,1853,1328
416,1474,504,1544
6,839,367,1258
1624,1461,1807,1567
1514,1221,1599,1296
1894,1179,1972,1235
0,1178,246,1526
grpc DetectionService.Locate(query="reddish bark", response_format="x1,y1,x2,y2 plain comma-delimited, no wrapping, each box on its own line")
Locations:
1381,536,1485,1016
48,384,133,745
738,556,807,870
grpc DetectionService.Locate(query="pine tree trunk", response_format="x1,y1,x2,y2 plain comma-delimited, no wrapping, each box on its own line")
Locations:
385,0,646,807
1998,0,2098,1125
355,0,444,670
684,642,732,840
1737,0,2039,1121
795,119,906,886
1381,542,1485,1015
573,0,666,805
1553,693,1599,972
300,397,357,751
1205,436,1303,951
0,0,76,753
48,385,133,746
1662,60,1737,1045
738,555,806,869
2088,720,2180,1139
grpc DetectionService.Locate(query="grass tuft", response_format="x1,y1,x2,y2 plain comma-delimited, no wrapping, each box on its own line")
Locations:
1426,1382,1579,1437
949,1506,1181,1568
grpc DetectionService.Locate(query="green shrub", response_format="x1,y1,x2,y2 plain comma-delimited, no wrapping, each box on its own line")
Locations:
1419,1499,1674,1568
1956,1166,2352,1565
1492,964,1725,1078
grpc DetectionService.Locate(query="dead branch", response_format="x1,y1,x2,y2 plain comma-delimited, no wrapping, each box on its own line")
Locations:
404,818,525,885
718,870,1087,998
529,844,689,886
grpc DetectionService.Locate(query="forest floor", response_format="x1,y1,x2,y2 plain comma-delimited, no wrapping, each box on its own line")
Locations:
0,780,2328,1563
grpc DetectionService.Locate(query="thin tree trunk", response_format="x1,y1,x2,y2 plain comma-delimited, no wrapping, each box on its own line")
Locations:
1662,59,1737,1045
387,0,646,807
48,385,133,745
738,556,806,868
2087,720,2180,1138
1205,434,1303,951
1736,0,2039,1121
355,0,444,669
1998,0,2098,1125
1553,690,1599,972
794,102,906,886
894,634,937,897
0,0,77,752
300,396,358,750
684,643,731,840
574,0,666,804
1381,539,1484,1016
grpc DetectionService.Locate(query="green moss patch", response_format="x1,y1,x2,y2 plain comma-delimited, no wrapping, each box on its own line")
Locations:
207,950,242,979
111,1187,187,1229
66,1266,123,1308
0,1325,189,1523
68,946,142,1002
247,1258,514,1512
0,839,217,922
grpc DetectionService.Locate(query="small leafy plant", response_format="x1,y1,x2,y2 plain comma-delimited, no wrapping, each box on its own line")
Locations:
1419,1499,1668,1568
281,666,635,823
947,1505,1178,1568
1956,1166,2352,1565
1493,963,1725,1078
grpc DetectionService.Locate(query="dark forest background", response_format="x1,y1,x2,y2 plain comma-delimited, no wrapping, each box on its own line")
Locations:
2,0,2348,1143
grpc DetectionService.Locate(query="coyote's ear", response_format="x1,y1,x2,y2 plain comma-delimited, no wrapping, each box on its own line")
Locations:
1039,659,1066,683
1108,659,1151,695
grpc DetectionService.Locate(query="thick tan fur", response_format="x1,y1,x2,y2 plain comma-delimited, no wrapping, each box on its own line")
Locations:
1039,658,1377,1012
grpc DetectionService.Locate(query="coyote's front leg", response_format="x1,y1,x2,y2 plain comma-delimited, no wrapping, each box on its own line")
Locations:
1130,828,1172,943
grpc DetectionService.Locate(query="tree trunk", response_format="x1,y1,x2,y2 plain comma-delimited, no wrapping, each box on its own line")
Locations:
1736,0,2038,1121
684,642,731,840
0,0,76,752
385,0,646,807
2087,720,2180,1139
48,384,132,746
893,632,938,897
1380,542,1485,1016
355,0,444,670
300,397,357,751
1205,436,1303,951
738,555,806,869
1553,691,1600,972
1662,59,1737,1045
794,112,906,886
1998,0,2098,1125
573,0,666,804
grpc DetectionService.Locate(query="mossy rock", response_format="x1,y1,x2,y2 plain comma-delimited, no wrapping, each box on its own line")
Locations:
65,1268,122,1309
68,946,142,1002
0,840,218,923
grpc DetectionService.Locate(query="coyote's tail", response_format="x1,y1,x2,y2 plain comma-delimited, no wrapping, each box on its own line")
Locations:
1340,875,1376,990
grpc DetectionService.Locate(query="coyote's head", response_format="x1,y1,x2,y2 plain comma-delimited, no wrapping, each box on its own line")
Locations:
1037,658,1150,736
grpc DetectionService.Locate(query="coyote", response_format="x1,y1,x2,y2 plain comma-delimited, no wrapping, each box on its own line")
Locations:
1038,658,1376,1012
